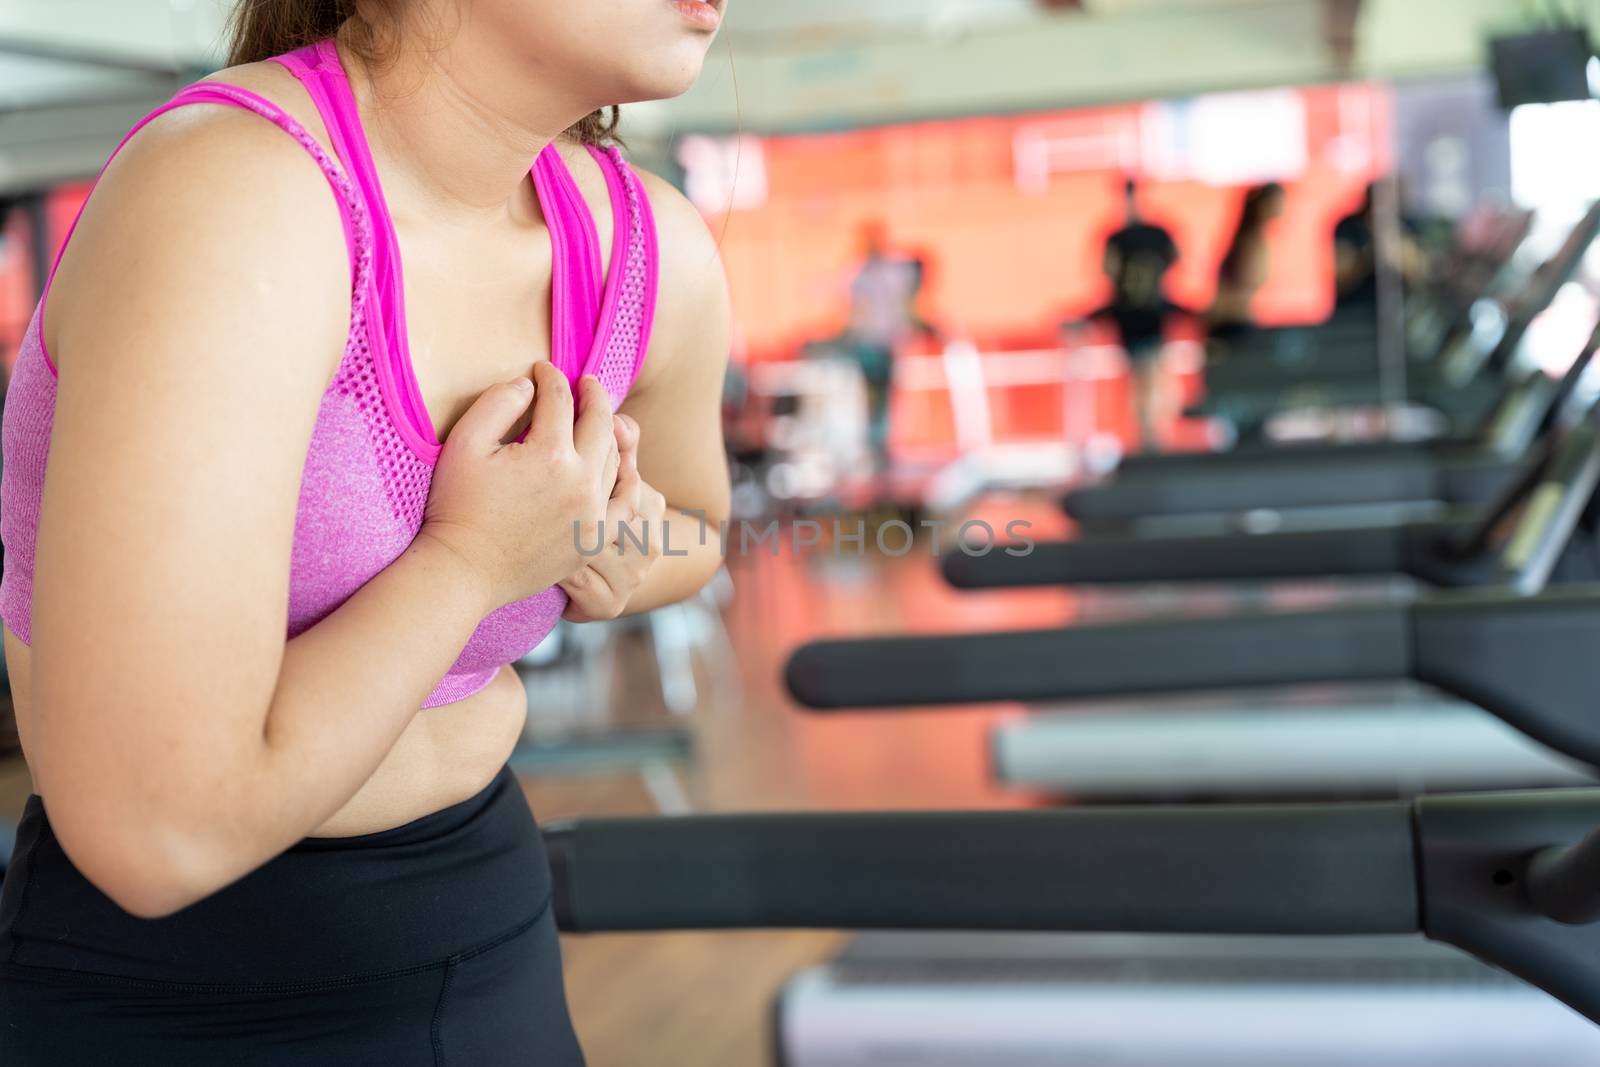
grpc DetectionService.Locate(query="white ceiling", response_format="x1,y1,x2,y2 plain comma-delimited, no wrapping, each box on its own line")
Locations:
0,0,228,66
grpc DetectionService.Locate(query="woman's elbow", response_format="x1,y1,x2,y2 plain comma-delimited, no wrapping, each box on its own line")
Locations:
680,515,729,593
47,796,239,920
98,870,206,922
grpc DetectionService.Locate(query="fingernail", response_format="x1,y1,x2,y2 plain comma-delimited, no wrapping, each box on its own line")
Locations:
510,377,533,393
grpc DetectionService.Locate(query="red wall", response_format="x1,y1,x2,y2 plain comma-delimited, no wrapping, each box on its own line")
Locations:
708,84,1392,361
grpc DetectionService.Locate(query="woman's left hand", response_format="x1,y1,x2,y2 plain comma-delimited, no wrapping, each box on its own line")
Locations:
560,414,668,622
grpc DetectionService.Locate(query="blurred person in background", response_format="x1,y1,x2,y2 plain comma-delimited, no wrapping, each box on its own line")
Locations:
1086,177,1185,449
1333,181,1428,319
838,221,930,474
1208,182,1287,342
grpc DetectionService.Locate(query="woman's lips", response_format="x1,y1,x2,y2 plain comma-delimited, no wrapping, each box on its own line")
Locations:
671,0,722,31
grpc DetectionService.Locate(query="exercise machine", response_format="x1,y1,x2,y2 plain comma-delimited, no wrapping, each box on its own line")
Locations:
1194,205,1533,401
946,321,1600,592
1062,201,1600,524
776,933,1600,1066
1181,206,1587,441
545,786,1600,1036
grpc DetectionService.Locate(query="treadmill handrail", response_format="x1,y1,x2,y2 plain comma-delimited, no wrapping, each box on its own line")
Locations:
785,603,1412,710
1528,827,1600,924
965,395,1600,592
545,804,1420,935
1498,419,1600,594
1532,320,1600,438
941,520,1429,588
1481,319,1600,455
1484,202,1600,374
545,789,1600,1025
1411,586,1600,769
785,586,1600,772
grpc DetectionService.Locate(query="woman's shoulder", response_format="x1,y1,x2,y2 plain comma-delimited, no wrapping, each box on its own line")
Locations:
79,61,351,261
552,143,717,266
633,167,720,269
628,166,730,388
553,146,726,349
627,164,723,312
195,60,337,147
43,60,356,375
99,60,345,216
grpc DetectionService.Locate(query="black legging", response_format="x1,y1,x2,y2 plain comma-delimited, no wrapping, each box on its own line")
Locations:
0,764,584,1066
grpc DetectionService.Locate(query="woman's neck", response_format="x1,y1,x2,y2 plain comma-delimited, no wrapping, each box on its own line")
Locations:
341,30,594,227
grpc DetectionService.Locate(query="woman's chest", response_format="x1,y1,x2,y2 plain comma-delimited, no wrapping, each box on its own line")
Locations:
397,227,559,445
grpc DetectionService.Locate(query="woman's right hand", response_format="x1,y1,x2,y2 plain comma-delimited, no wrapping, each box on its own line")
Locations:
420,362,620,610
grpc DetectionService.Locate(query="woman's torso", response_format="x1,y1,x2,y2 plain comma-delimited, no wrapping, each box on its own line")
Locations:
1,43,657,837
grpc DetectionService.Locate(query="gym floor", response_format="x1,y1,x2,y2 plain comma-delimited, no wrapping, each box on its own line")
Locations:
544,498,1082,1065
0,496,1088,1067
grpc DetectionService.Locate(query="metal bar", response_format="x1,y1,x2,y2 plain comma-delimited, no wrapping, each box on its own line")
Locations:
547,804,1420,934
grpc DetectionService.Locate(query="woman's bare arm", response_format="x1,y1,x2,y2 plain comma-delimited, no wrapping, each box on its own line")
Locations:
611,173,733,615
27,107,502,918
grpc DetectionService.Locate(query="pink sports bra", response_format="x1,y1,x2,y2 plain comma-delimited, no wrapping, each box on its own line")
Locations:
0,39,660,707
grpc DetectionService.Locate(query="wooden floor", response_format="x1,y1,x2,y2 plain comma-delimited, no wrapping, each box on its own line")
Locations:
531,499,1085,1066
0,495,1092,1066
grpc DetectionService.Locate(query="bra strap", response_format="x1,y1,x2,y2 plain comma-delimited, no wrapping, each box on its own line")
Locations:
39,79,372,345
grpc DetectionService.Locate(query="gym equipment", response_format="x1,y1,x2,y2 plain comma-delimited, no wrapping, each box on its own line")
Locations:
784,409,1600,819
945,323,1600,591
564,470,1600,1033
752,435,1600,1062
785,583,1600,765
789,395,1600,736
1178,206,1581,437
935,351,1600,798
1189,207,1533,404
780,413,1600,1048
1137,311,1581,484
776,934,1600,1066
1192,206,1532,401
544,788,1600,1028
1063,201,1600,524
994,696,1595,799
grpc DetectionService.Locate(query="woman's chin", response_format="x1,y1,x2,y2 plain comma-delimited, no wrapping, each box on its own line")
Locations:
612,55,712,104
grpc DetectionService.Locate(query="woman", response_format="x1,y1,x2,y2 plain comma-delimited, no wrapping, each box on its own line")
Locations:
0,0,731,1062
1208,181,1286,341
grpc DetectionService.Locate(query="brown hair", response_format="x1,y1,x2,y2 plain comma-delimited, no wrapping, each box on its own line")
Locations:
224,0,620,145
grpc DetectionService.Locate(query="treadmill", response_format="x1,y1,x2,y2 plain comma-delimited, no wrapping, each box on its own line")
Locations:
1396,207,1540,381
1195,207,1533,399
1139,232,1583,480
1181,205,1590,442
947,320,1600,594
1062,201,1600,525
813,400,1600,801
992,691,1597,801
787,415,1600,736
9,785,1600,1061
968,355,1600,799
545,564,1600,1062
751,513,1600,1064
545,781,1600,1042
777,934,1600,1066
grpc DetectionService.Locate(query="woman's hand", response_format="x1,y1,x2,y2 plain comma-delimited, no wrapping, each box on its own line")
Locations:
421,363,620,612
560,414,669,623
